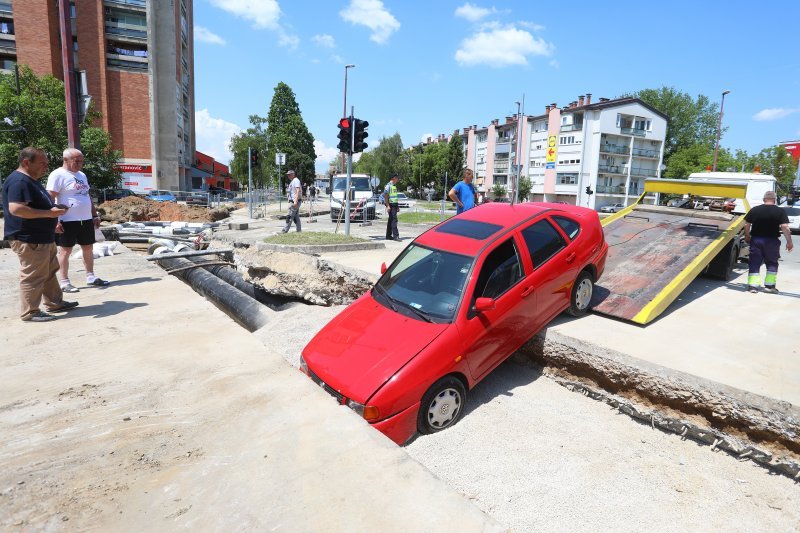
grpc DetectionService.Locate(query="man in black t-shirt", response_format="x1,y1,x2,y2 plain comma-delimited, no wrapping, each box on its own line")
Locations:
743,190,793,293
2,147,78,322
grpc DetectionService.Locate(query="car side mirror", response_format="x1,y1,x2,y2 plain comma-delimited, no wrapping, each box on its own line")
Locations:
474,297,495,312
380,262,387,274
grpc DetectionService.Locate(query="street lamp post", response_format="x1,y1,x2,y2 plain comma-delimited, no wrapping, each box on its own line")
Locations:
341,64,355,172
712,90,731,172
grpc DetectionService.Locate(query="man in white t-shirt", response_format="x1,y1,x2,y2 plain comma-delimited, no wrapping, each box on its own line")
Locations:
282,169,302,233
46,148,110,292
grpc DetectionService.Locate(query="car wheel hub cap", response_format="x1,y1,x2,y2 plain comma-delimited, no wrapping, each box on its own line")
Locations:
576,279,592,309
427,388,461,428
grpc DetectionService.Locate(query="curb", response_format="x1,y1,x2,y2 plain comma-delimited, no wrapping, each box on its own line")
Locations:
255,241,386,254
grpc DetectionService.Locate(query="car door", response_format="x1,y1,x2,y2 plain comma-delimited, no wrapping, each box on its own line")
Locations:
457,236,537,381
518,216,577,321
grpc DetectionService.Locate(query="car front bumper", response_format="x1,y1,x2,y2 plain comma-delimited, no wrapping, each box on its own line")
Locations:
371,401,420,445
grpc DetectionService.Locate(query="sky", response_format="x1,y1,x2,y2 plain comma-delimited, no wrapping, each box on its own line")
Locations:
192,0,800,174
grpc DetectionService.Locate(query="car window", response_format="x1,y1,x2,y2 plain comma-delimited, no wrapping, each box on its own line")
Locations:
472,239,523,302
782,207,800,216
552,215,580,240
521,219,567,268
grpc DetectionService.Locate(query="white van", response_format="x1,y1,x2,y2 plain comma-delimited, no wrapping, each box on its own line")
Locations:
329,173,377,221
687,172,776,214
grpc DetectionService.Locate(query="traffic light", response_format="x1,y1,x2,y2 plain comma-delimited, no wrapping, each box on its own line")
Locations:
251,149,259,166
585,186,593,195
337,117,352,153
353,118,369,153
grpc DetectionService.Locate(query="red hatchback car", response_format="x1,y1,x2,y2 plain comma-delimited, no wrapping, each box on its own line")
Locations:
300,202,608,444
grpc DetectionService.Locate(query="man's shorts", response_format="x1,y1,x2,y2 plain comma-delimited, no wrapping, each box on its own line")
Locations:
56,219,96,247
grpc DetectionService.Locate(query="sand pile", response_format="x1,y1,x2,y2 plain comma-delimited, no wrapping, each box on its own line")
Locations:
98,196,232,223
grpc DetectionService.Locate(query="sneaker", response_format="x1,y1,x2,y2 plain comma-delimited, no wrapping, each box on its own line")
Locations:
48,301,79,312
61,283,80,293
22,311,57,322
763,286,779,294
747,285,758,293
87,278,110,287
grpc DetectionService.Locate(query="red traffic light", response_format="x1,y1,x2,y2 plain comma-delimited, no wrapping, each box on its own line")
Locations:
339,118,350,129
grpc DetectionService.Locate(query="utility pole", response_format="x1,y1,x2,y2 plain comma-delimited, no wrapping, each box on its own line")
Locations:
58,0,80,149
247,147,253,218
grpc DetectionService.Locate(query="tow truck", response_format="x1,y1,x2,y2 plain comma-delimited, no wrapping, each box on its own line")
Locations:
592,178,750,325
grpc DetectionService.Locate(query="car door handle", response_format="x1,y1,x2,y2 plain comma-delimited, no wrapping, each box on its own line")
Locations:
521,286,534,297
565,252,577,263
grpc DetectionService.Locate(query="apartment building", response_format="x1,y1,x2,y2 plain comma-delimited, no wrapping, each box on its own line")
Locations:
455,95,667,209
1,0,195,191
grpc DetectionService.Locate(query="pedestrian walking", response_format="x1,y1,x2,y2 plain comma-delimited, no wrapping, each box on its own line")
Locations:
46,148,109,292
744,190,793,293
384,174,400,241
282,169,302,233
2,147,79,322
448,168,477,214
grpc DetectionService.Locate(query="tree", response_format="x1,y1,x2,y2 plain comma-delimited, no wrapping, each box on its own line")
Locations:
623,86,720,161
445,133,465,183
518,175,532,201
229,114,270,187
491,182,507,200
0,65,120,188
265,82,316,190
750,145,798,192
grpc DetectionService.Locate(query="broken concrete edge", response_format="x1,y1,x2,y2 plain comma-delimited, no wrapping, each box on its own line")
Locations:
515,329,800,480
255,241,386,254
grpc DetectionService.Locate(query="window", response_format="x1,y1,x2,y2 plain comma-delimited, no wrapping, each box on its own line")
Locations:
473,239,523,302
521,219,567,269
557,173,577,185
552,216,580,240
559,135,575,145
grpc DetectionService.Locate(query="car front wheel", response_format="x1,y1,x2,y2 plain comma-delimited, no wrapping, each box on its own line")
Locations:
567,270,594,317
417,376,466,435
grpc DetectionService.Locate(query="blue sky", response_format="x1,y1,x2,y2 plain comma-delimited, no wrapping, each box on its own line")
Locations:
192,0,800,173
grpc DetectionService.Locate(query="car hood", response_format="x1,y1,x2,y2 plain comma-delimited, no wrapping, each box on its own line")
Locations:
302,294,448,402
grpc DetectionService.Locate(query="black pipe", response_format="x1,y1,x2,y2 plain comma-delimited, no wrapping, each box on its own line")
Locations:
156,256,272,332
187,256,289,310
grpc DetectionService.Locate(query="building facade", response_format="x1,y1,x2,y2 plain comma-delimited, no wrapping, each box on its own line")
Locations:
1,0,195,192
451,95,667,210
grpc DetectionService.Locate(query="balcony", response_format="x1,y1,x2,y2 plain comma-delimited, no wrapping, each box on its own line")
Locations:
598,164,624,175
560,123,583,132
493,161,510,172
632,147,659,159
0,2,11,15
630,167,658,178
104,0,146,9
596,185,625,195
600,144,629,155
105,25,147,41
620,127,646,137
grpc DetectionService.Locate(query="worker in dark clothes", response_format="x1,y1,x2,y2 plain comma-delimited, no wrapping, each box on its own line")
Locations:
744,190,793,293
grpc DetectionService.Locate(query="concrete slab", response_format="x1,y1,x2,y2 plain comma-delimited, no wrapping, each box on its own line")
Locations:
0,244,500,531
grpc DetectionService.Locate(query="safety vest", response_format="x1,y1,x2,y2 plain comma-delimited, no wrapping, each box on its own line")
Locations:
388,183,398,203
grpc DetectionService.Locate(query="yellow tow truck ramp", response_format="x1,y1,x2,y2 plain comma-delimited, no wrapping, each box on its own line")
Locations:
592,179,750,325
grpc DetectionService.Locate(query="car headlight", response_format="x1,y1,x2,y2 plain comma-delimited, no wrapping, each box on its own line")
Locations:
346,399,380,421
299,355,309,375
366,199,375,207
331,197,342,205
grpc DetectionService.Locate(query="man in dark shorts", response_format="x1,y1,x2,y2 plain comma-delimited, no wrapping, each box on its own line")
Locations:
744,190,793,293
46,148,109,292
2,147,79,322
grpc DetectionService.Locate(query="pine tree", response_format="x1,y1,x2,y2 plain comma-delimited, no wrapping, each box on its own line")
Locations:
265,82,316,191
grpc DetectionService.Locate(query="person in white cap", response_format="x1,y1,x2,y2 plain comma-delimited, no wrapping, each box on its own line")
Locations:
282,169,302,233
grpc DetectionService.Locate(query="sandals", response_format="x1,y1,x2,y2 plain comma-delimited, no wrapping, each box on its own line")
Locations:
61,283,80,293
87,278,110,287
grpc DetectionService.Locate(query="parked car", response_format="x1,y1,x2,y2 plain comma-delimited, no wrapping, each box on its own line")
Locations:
781,206,800,234
300,203,608,445
98,188,137,203
209,186,235,200
599,203,625,213
396,192,417,209
146,190,177,202
186,191,209,207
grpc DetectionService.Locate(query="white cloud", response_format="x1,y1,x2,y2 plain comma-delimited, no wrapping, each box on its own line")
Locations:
752,108,800,121
194,109,242,165
314,140,340,172
455,25,554,67
194,26,226,46
209,0,298,49
455,3,496,21
518,21,545,31
340,0,400,44
312,34,335,48
331,54,344,64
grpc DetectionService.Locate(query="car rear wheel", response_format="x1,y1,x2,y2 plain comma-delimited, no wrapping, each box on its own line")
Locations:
567,270,594,317
417,376,466,435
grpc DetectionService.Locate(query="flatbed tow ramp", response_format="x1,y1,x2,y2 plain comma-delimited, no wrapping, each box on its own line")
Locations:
591,179,750,325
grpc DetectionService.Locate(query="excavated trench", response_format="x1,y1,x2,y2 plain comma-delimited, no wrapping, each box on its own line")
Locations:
139,233,800,480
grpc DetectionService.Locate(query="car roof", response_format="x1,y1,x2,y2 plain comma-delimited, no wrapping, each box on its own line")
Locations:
414,202,588,256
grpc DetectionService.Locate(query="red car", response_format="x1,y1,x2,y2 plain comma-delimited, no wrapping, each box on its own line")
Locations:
300,202,608,444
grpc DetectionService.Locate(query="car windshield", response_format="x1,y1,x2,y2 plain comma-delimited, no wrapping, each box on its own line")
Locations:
332,177,371,191
374,244,473,322
783,207,800,216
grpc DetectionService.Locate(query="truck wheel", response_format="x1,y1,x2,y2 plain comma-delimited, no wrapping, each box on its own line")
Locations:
567,270,594,317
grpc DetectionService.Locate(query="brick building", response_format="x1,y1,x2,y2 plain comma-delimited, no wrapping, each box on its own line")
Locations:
0,0,195,192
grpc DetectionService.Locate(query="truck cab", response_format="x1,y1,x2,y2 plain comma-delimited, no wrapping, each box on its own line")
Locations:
687,172,777,214
329,173,377,221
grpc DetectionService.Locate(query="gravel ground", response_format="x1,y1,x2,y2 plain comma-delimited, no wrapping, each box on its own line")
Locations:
260,302,800,531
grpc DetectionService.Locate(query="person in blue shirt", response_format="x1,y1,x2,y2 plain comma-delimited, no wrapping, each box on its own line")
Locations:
448,168,476,215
